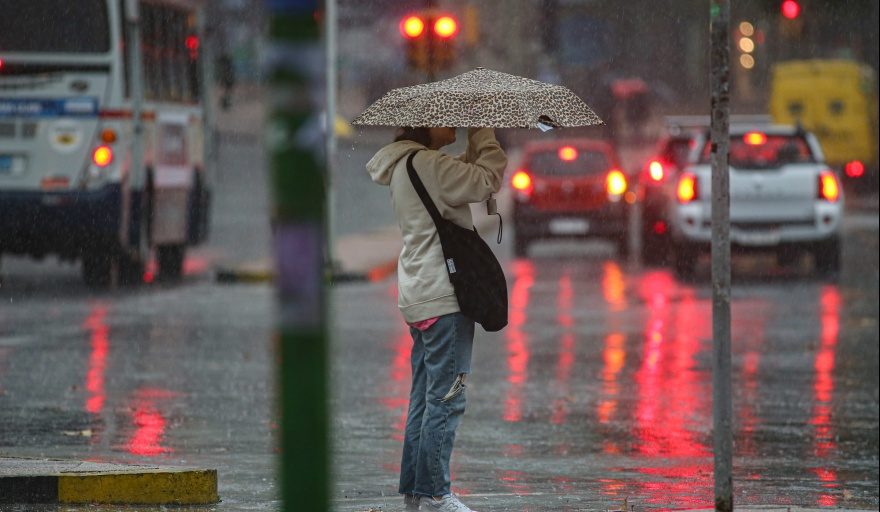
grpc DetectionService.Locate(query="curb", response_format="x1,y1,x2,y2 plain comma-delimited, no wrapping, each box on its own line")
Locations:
0,457,217,505
214,260,397,284
215,265,275,283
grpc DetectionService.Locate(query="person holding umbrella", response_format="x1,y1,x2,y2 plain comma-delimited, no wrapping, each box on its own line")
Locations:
366,126,507,512
356,68,602,511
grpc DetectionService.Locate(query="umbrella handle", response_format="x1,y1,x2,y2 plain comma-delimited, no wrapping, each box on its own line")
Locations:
486,194,502,244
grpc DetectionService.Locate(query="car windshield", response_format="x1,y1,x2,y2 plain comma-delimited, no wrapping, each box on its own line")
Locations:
698,133,815,168
527,148,611,177
0,0,110,53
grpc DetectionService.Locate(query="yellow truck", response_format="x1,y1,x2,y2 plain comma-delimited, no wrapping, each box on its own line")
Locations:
769,59,879,192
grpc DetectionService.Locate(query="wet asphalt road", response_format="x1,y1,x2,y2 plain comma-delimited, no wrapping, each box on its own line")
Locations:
1,94,878,511
2,216,877,512
332,222,879,512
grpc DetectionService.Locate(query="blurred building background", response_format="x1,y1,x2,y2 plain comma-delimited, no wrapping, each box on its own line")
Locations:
211,0,879,132
204,0,265,85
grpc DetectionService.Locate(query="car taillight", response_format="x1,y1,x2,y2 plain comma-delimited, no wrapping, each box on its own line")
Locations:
744,131,767,145
818,170,840,202
845,160,865,178
648,161,665,181
606,169,627,197
558,146,578,161
677,172,697,203
511,170,532,194
92,146,113,167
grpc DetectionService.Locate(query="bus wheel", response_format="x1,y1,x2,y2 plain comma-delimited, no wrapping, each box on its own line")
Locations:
83,254,113,287
118,253,146,285
158,244,185,280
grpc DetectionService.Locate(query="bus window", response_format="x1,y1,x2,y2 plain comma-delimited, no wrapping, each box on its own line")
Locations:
0,0,109,53
142,4,161,100
140,3,198,103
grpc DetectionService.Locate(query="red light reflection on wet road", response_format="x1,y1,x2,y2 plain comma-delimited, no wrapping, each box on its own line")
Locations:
379,301,415,472
610,273,713,508
83,304,110,415
602,261,628,312
82,304,176,457
504,261,534,422
598,333,625,428
383,332,413,444
119,388,177,456
634,274,710,459
811,286,841,506
552,274,575,426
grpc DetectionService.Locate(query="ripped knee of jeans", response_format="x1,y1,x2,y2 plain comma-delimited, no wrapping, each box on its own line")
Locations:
438,374,466,402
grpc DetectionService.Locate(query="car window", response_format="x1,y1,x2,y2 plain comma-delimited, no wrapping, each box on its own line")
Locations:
526,149,611,177
664,138,695,167
698,134,815,168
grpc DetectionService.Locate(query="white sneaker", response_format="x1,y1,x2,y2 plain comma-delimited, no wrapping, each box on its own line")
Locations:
419,494,478,512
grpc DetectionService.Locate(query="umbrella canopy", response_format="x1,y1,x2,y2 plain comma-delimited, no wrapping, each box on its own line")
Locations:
351,67,603,129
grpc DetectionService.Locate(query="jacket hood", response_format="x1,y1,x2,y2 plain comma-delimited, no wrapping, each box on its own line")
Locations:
366,140,425,186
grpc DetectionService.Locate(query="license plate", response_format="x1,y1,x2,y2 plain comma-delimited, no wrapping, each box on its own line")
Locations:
549,218,589,235
736,230,780,246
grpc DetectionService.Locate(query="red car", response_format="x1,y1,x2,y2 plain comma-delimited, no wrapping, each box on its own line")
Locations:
511,138,630,258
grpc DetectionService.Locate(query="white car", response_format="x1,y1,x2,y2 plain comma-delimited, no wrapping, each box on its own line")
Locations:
668,124,844,280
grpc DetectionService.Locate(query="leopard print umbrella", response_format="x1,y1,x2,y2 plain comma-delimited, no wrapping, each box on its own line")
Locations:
351,67,603,129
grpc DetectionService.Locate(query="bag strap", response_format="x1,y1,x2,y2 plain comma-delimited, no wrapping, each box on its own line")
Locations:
406,151,446,227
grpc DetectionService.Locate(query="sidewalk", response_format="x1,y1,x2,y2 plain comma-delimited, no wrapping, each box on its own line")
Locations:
0,456,217,505
215,187,513,284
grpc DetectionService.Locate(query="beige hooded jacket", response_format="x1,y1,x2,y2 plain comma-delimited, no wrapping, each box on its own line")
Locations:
366,128,508,323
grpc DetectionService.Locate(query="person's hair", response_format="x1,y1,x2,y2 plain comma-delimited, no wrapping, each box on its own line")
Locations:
394,127,432,147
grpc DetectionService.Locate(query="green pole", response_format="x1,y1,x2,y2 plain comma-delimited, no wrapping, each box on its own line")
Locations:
266,2,328,511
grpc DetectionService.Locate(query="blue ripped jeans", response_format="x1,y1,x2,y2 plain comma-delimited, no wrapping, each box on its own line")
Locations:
398,312,475,498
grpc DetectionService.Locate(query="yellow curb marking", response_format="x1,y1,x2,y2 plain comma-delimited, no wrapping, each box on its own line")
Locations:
58,469,218,505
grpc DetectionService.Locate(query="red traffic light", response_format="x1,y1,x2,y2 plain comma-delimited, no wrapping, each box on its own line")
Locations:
400,15,425,38
185,36,199,51
781,0,800,19
400,13,459,39
433,16,458,38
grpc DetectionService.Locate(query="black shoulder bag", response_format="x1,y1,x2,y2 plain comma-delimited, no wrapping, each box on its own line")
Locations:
406,151,508,332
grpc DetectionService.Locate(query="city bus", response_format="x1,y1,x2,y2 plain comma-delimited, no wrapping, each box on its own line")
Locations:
0,0,212,286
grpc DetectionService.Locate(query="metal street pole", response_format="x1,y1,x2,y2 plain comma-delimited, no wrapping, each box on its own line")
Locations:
124,0,144,214
710,1,733,512
266,2,329,511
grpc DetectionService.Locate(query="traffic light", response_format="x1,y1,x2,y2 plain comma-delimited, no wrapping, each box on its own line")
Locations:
781,0,801,19
400,10,459,76
734,21,763,70
779,0,803,37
